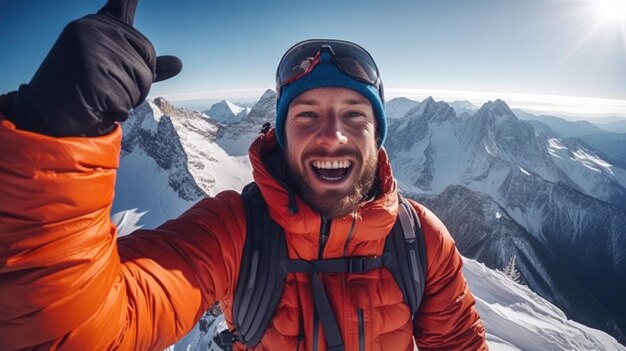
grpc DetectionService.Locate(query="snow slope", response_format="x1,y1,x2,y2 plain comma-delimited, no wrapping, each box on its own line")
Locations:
464,259,625,351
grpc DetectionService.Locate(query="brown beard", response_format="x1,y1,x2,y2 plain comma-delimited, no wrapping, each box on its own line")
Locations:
286,148,378,218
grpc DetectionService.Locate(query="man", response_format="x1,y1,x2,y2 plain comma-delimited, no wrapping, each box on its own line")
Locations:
0,0,487,350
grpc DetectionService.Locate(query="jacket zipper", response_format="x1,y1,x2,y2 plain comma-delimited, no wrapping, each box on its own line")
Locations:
342,216,357,256
313,217,331,351
357,308,365,351
318,217,331,259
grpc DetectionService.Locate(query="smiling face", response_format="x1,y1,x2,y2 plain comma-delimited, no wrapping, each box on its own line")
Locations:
284,87,379,218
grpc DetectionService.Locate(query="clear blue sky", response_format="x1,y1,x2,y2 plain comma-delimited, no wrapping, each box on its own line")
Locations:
1,0,625,117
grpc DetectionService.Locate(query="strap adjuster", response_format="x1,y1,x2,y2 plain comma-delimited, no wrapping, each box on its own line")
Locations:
348,258,366,273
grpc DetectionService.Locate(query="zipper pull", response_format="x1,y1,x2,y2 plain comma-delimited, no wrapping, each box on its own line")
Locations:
319,217,331,258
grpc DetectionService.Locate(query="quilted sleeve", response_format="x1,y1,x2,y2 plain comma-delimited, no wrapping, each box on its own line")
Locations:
0,118,245,350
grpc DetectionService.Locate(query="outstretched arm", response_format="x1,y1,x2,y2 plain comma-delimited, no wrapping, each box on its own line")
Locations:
0,1,239,350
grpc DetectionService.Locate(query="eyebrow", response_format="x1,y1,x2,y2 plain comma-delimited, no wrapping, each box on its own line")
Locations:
290,97,370,107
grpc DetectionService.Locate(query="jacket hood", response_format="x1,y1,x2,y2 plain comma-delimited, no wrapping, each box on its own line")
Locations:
248,128,399,248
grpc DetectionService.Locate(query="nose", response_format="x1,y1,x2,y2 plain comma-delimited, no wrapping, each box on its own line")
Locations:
316,113,348,148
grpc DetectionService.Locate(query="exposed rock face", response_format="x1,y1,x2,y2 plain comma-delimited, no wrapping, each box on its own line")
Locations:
386,98,626,343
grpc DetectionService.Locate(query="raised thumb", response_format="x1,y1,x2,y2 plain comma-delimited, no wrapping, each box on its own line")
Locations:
97,0,139,26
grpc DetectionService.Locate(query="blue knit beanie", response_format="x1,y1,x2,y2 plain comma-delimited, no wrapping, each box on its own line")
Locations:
275,51,386,149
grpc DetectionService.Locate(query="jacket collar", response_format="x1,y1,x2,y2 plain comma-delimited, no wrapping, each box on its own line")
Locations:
248,128,399,241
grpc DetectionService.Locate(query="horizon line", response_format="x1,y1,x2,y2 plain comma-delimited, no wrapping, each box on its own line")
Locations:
150,87,626,119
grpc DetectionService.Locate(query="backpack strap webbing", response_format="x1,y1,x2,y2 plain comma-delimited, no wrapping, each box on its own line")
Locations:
229,182,289,347
283,255,393,351
384,194,428,317
216,183,427,350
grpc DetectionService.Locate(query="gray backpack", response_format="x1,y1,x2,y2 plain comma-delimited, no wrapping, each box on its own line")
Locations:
215,182,427,351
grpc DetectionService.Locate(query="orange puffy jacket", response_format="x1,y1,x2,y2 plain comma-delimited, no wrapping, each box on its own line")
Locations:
0,116,487,351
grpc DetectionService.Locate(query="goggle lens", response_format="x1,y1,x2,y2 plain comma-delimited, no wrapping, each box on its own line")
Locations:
276,40,382,100
331,44,379,83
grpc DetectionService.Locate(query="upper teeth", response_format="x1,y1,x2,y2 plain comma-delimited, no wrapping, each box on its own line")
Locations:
313,160,351,169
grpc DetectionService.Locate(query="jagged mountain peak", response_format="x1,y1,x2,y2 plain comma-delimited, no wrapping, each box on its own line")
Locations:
385,97,457,154
387,97,418,105
212,99,239,111
385,97,420,119
419,97,457,123
477,99,516,121
450,100,478,110
474,100,522,129
215,89,277,156
153,97,178,116
399,96,455,123
470,99,532,150
206,99,249,125
259,88,276,102
422,96,436,104
462,102,557,180
449,100,479,118
242,90,275,124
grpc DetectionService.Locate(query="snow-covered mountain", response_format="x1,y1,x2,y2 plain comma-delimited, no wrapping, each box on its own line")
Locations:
213,89,276,156
449,99,479,117
512,109,605,137
513,109,626,167
385,97,420,120
204,99,251,125
112,94,626,350
414,185,626,345
574,132,626,167
388,98,626,208
594,118,626,133
112,97,252,229
386,97,626,343
385,97,479,120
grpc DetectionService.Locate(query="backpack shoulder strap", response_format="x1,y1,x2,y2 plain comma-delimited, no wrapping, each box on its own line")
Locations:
216,187,428,349
383,193,428,317
227,182,288,347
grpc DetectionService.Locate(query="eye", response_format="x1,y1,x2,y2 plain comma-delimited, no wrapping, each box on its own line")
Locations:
297,111,318,118
344,111,366,119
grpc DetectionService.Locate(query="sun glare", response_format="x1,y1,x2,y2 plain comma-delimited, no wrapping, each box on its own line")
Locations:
596,0,626,23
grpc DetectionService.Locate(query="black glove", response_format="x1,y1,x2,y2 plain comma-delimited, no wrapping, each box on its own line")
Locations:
0,0,182,137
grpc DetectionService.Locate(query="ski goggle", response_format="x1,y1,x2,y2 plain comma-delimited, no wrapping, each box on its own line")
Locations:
275,39,384,102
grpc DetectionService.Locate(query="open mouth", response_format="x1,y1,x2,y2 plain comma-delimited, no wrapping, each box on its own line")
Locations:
311,160,353,182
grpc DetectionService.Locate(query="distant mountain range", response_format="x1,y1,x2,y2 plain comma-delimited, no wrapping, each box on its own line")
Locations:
384,96,626,343
114,93,626,349
510,108,626,167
